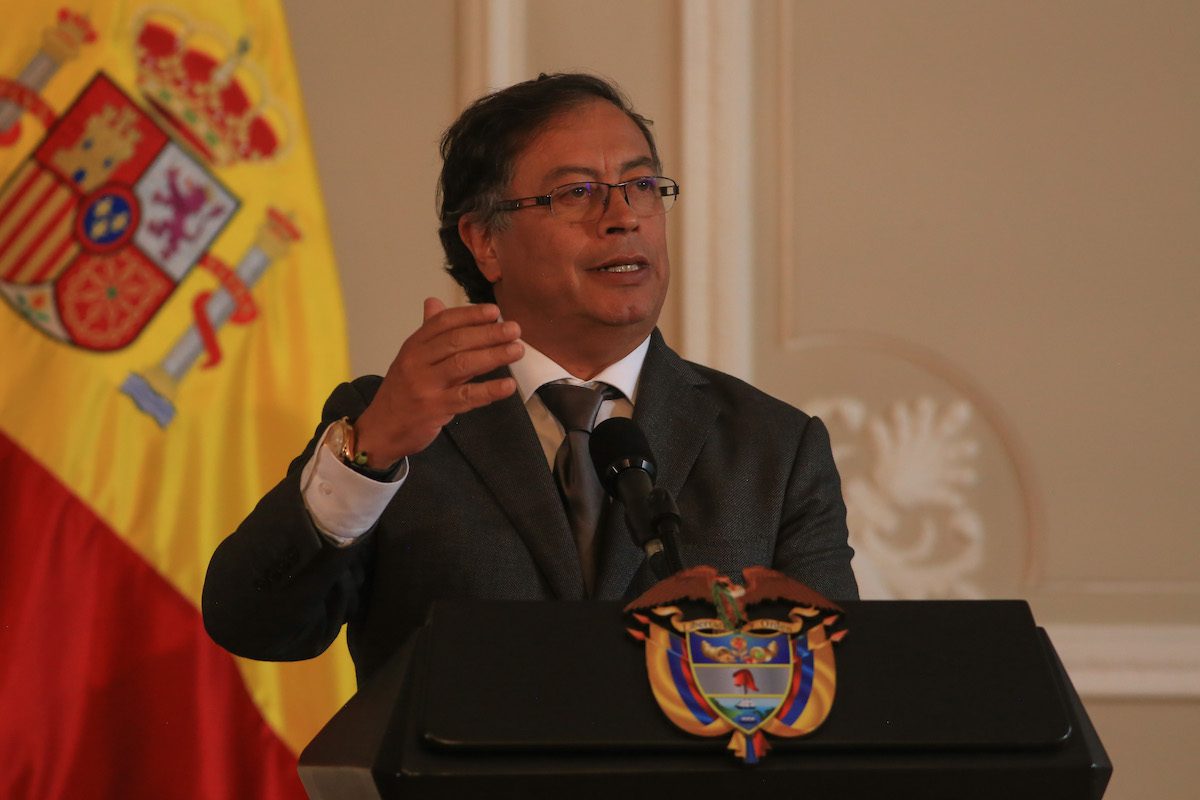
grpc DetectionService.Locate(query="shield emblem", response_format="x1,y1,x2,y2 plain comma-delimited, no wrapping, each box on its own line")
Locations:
0,72,238,351
686,630,794,735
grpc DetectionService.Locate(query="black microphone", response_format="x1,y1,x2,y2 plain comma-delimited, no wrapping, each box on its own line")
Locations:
590,417,683,580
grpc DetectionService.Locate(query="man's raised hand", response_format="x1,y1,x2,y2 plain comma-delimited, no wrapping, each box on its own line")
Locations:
352,298,522,467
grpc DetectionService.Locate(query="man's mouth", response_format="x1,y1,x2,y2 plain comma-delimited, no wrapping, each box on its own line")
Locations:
592,258,649,273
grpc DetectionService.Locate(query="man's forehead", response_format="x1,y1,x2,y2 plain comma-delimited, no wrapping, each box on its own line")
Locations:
513,100,656,185
540,156,657,184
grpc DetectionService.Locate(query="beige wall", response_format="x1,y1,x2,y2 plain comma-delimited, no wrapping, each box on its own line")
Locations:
284,1,1198,796
284,0,683,377
285,1,459,378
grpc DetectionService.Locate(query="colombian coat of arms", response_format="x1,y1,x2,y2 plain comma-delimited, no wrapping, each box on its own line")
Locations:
626,566,847,763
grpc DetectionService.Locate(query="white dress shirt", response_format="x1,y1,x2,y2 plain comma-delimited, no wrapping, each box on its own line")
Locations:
301,335,651,545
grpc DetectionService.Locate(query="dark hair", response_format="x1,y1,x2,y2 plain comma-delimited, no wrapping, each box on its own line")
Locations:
438,73,661,303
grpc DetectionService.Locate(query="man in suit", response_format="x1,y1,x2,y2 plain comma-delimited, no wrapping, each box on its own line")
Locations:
202,74,857,687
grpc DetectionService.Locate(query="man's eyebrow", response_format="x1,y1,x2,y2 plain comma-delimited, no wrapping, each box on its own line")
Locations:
620,156,657,174
541,156,658,184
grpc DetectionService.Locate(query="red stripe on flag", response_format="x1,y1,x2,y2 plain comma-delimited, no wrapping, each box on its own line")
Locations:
0,433,308,800
28,232,79,286
17,193,78,283
0,176,60,269
0,162,41,222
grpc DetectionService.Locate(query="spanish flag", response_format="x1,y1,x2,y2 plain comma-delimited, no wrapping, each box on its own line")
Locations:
0,4,354,797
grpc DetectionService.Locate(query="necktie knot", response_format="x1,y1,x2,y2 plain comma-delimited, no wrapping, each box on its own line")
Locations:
537,383,619,433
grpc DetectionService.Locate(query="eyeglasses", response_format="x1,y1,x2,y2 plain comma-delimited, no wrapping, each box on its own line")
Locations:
496,176,680,223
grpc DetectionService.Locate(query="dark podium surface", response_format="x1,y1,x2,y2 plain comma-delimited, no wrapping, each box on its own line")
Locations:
299,600,1111,800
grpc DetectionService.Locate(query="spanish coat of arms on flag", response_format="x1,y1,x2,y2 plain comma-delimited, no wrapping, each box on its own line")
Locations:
1,72,238,353
0,4,354,798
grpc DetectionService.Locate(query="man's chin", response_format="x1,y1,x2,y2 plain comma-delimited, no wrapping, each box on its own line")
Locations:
589,297,662,328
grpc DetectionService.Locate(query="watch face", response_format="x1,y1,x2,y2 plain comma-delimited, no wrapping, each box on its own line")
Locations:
327,419,351,459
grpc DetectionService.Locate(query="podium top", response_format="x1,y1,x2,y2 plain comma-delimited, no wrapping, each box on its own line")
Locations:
419,599,1072,753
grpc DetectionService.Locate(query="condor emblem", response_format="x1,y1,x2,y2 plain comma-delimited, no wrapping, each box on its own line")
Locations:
626,566,847,763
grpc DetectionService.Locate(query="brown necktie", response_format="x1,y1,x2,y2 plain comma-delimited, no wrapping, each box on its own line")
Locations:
537,382,620,596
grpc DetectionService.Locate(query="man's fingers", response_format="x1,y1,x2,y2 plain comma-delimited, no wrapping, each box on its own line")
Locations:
422,296,447,321
431,319,521,362
435,340,524,383
416,302,502,340
441,376,519,414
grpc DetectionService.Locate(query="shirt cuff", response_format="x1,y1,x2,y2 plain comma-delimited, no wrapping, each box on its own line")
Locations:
300,421,408,545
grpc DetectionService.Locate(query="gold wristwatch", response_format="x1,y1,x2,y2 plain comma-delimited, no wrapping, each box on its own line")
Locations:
328,416,370,468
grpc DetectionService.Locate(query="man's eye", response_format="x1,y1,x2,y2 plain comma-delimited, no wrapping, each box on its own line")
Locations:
631,177,658,193
555,184,593,204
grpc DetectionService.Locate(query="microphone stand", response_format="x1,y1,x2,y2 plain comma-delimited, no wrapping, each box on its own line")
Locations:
640,487,683,580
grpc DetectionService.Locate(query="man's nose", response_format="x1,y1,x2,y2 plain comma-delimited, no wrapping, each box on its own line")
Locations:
599,184,639,231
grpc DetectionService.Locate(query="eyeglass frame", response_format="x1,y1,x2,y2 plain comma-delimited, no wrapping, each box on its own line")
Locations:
494,175,680,220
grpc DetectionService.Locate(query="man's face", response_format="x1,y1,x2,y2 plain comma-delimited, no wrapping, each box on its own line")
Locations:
473,99,670,359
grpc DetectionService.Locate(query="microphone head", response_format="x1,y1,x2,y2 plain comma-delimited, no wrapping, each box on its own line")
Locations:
590,417,657,494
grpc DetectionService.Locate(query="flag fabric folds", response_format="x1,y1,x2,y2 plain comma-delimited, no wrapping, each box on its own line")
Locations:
0,3,355,797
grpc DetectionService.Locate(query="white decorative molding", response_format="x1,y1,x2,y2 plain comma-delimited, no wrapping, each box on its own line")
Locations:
678,0,754,381
791,332,1043,592
1046,624,1200,699
450,0,526,302
455,0,527,106
483,0,526,90
808,395,991,600
1040,579,1200,595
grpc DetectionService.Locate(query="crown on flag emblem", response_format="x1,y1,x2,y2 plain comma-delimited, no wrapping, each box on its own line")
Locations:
134,10,287,166
625,566,847,763
42,9,98,66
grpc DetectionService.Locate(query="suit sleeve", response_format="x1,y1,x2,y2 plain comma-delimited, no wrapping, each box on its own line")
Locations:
201,379,381,662
774,415,860,600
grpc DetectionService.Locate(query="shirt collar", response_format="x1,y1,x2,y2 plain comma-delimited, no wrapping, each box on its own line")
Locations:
509,335,651,405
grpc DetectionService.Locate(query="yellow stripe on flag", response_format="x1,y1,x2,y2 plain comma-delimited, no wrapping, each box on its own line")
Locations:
6,185,75,284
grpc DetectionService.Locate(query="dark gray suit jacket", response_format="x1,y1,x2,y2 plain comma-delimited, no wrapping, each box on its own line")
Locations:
202,331,857,686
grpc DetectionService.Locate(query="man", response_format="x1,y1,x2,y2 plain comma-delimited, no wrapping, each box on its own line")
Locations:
202,74,857,686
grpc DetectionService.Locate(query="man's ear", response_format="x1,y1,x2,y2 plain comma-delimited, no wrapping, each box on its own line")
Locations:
458,214,502,284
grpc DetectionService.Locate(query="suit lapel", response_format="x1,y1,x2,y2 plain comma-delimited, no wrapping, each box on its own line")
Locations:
444,376,585,600
594,331,719,599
